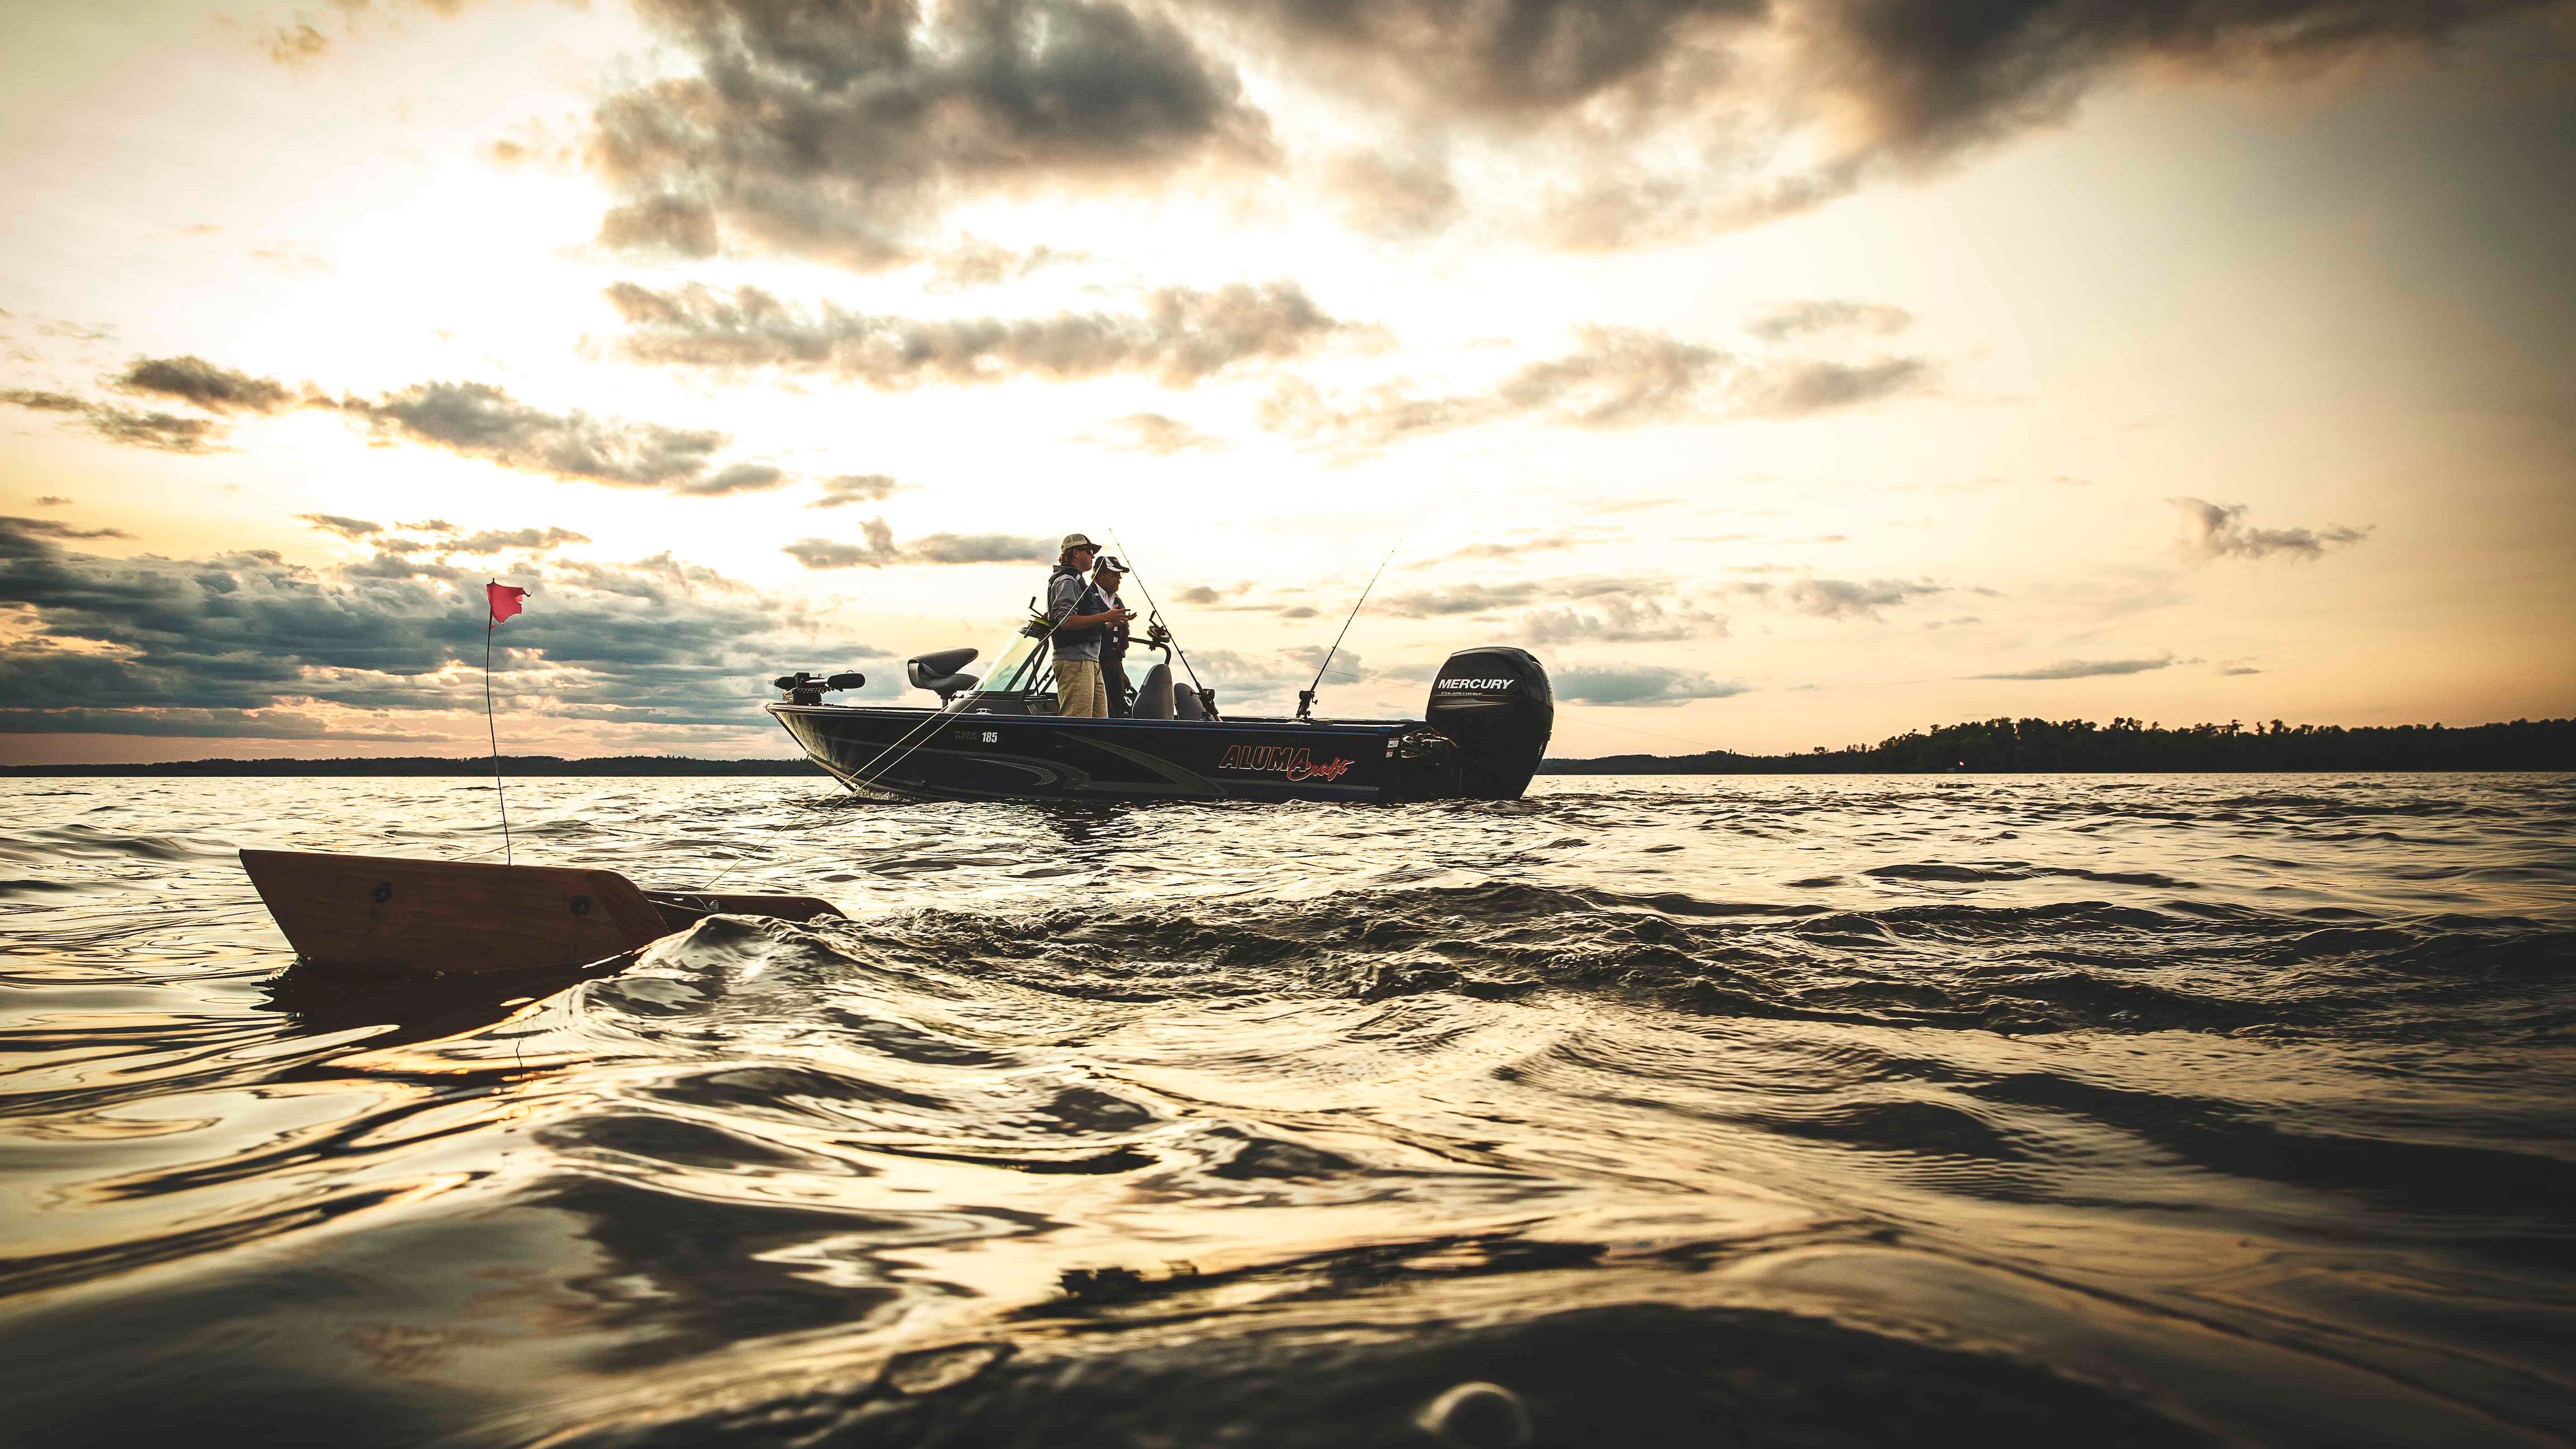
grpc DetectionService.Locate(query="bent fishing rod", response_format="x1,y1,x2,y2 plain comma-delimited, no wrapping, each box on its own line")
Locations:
1107,528,1210,706
1297,542,1398,722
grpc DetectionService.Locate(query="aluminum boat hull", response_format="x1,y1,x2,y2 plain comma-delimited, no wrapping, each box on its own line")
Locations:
769,704,1482,803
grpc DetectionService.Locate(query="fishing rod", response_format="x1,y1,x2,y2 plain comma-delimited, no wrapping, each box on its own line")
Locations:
1297,542,1398,722
1107,527,1209,704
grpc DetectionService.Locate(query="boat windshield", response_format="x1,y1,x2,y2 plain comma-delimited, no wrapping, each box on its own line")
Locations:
954,624,1048,706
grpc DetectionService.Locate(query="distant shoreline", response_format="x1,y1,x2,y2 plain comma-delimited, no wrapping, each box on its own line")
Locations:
4,714,2569,777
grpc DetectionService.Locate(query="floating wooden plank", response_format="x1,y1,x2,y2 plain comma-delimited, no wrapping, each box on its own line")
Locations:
241,849,676,975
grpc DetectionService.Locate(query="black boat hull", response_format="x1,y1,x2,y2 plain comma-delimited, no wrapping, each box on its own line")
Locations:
769,706,1495,803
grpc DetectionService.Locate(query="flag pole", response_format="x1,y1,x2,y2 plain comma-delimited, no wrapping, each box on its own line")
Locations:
485,588,511,865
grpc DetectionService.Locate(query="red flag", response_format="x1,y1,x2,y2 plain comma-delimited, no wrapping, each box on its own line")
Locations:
487,581,526,625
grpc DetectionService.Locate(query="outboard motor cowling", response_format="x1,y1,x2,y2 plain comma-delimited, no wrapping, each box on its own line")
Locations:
1426,647,1553,799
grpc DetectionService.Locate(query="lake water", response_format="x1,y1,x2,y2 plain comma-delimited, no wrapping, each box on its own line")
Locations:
2,773,2571,1446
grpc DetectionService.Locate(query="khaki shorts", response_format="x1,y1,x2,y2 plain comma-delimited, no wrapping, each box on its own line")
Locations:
1055,659,1108,718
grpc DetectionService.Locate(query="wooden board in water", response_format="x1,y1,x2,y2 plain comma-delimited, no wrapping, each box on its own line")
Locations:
240,849,671,975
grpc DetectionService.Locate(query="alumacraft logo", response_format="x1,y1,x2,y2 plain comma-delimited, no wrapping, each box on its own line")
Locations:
1217,744,1354,781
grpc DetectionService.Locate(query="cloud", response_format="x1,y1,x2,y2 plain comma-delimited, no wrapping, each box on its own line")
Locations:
0,517,874,737
1731,356,1933,417
784,518,1054,569
808,474,903,508
1734,576,1942,620
343,380,790,495
1748,299,1913,342
1262,325,1930,453
115,356,295,414
923,239,1084,292
1317,145,1462,238
686,462,791,496
3,389,222,453
1379,575,1688,619
2,515,131,542
1261,326,1726,449
2171,497,2373,563
16,361,801,493
263,21,330,67
1978,655,2175,680
589,0,1275,269
1217,0,2558,244
452,527,592,554
35,496,71,507
1079,412,1226,454
1552,663,1748,706
298,513,383,539
1519,594,1726,644
606,279,1341,388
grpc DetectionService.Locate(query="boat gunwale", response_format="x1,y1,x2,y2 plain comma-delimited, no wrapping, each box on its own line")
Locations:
764,702,1425,733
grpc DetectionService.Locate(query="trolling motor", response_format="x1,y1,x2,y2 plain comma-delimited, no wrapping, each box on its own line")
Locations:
773,670,867,705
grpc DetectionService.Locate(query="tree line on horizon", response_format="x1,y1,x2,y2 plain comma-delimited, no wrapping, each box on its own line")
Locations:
1541,716,2576,774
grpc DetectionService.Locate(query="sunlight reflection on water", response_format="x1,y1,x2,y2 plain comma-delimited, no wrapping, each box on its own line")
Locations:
1,773,2571,1445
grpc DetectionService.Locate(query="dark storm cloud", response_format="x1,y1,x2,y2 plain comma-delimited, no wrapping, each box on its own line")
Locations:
0,516,870,735
1215,0,2557,206
784,518,1054,568
116,356,295,413
606,279,1341,387
808,474,903,508
1978,654,2175,680
1210,0,1754,122
2172,497,2373,562
1552,663,1747,706
590,0,1275,269
1794,0,2562,159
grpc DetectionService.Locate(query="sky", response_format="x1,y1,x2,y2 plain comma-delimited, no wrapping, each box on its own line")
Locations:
2,0,2571,763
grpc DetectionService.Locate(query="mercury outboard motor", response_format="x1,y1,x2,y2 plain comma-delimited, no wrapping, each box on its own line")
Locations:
1426,647,1553,799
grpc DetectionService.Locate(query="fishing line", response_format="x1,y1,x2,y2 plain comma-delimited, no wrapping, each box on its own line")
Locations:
1298,540,1399,721
838,546,1113,798
1107,527,1206,698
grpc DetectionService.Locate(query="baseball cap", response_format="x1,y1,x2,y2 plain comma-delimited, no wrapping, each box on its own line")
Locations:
1060,532,1098,553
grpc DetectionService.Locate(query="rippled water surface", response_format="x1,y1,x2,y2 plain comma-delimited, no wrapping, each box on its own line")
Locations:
3,773,2573,1446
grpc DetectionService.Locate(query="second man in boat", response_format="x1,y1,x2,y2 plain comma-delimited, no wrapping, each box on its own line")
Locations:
1046,533,1136,717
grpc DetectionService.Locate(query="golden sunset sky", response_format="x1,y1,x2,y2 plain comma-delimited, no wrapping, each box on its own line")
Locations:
3,0,2571,761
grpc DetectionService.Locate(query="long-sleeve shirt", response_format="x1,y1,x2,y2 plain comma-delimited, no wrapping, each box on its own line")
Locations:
1046,568,1108,662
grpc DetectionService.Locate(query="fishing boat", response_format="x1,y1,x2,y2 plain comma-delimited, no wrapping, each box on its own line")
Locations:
766,635,1553,804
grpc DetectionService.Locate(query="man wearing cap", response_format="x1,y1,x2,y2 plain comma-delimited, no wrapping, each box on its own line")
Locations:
1046,534,1133,718
1093,553,1137,717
